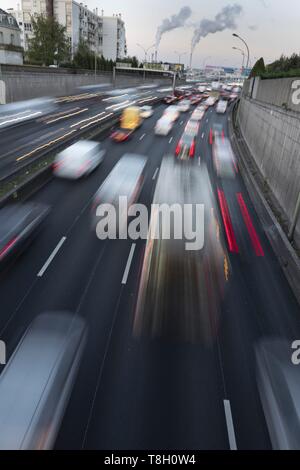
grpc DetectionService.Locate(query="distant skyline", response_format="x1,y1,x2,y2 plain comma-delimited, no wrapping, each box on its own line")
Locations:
2,0,300,68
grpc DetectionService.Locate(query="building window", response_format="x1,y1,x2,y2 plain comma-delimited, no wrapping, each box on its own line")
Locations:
11,34,15,45
0,31,3,44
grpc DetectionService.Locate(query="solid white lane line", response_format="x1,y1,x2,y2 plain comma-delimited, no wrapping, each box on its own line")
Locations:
169,137,173,144
206,119,209,123
152,167,159,180
37,237,67,277
201,132,205,139
139,133,146,141
121,243,136,285
224,400,237,450
180,120,184,125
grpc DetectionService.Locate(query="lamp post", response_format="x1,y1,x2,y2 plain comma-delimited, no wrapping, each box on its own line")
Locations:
232,46,245,70
174,50,187,65
232,33,250,70
136,43,155,65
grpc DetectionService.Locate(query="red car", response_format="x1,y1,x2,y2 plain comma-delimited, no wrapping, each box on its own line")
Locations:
111,129,133,142
190,95,202,105
175,132,196,160
163,95,178,105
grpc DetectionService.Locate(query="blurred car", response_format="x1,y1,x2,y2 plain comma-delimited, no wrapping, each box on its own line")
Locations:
212,122,223,140
191,106,205,122
0,312,86,449
163,95,177,105
212,137,236,179
140,105,154,119
204,96,216,107
177,99,191,112
190,95,202,106
155,116,173,136
111,106,142,142
198,86,206,93
92,153,147,233
216,100,228,114
163,105,180,122
53,140,105,179
175,132,196,160
255,339,300,450
0,203,50,266
185,119,199,138
134,157,227,343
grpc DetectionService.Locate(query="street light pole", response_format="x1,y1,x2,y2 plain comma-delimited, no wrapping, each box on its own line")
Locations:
233,33,250,70
233,46,245,70
174,51,187,65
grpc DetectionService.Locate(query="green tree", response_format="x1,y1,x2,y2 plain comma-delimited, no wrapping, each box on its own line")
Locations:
250,57,266,78
73,39,94,69
27,15,69,66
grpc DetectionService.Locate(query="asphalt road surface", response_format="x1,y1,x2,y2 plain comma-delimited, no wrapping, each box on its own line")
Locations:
0,100,299,450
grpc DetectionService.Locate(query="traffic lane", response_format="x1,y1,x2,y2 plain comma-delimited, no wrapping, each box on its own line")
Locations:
0,103,188,357
56,204,230,451
0,103,170,334
201,107,300,448
76,242,230,450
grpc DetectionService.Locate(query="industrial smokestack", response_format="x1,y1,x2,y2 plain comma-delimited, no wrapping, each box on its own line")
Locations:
155,6,192,52
191,4,242,55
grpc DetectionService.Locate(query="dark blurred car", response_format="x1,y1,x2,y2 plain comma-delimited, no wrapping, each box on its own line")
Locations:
175,132,196,160
212,122,224,141
256,339,300,450
163,95,178,105
0,203,50,265
0,312,86,449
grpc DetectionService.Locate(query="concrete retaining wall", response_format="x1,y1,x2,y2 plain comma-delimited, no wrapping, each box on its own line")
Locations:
243,76,300,113
0,64,172,103
238,96,300,245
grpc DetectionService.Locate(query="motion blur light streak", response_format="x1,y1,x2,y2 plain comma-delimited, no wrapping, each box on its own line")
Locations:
70,111,105,128
79,113,113,130
16,130,77,162
0,111,42,127
217,189,239,253
45,108,88,124
237,193,264,257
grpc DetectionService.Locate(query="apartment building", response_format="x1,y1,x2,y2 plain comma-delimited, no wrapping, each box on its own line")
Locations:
9,1,126,61
102,14,127,61
0,8,23,65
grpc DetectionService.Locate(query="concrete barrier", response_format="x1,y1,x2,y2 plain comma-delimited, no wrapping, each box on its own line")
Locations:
237,95,300,246
0,64,173,103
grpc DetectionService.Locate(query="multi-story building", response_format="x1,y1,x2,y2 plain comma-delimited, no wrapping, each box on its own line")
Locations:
9,1,126,61
102,14,127,61
0,8,23,65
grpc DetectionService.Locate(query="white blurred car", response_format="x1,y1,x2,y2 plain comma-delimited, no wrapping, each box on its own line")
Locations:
155,117,173,136
53,140,105,179
140,105,154,119
216,100,228,114
191,107,205,122
177,100,190,112
213,137,236,179
163,105,180,122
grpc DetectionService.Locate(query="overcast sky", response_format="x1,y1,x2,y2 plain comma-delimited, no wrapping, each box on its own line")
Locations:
2,0,300,68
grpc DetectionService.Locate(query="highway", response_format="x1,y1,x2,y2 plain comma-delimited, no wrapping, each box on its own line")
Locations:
0,98,299,450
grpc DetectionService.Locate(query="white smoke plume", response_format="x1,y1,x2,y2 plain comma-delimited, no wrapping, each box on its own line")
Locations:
155,6,192,50
191,4,243,53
